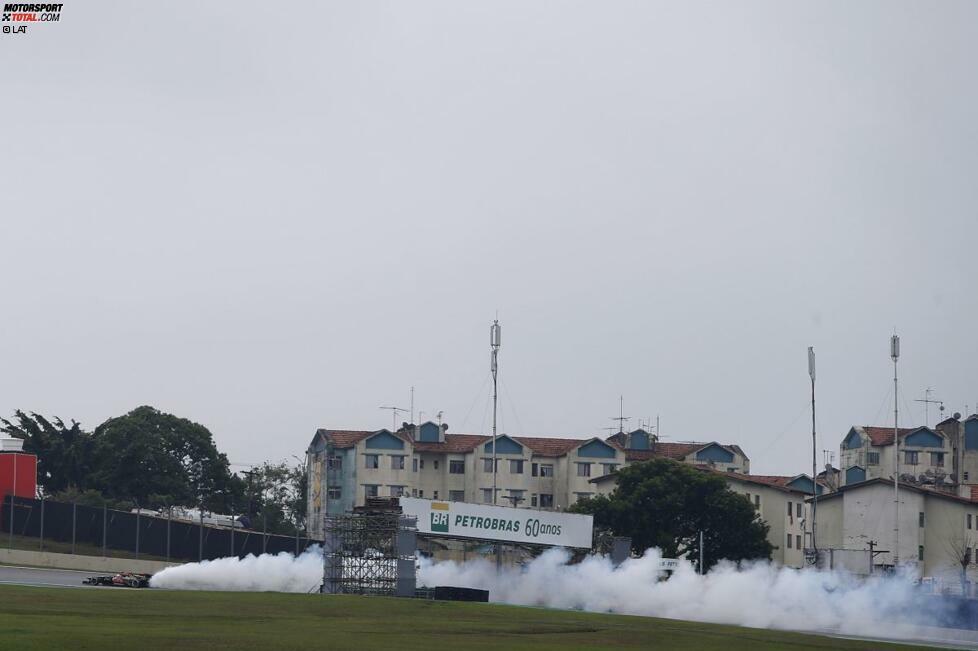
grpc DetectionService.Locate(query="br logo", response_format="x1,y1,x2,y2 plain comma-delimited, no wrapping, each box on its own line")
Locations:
430,509,449,533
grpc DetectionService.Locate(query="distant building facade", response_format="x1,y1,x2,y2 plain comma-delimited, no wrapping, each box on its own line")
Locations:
305,422,749,539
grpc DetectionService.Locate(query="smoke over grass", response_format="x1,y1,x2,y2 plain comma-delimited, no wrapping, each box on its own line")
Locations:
150,547,939,640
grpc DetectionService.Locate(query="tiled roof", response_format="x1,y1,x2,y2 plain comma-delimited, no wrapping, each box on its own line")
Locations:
820,477,978,505
861,426,916,446
970,486,978,502
319,429,595,457
413,434,489,453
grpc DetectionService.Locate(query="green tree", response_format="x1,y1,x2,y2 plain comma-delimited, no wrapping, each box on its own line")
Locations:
241,460,307,535
570,458,772,571
0,411,93,493
90,405,236,509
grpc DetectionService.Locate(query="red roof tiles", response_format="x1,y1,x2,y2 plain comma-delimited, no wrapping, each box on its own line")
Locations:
861,426,916,447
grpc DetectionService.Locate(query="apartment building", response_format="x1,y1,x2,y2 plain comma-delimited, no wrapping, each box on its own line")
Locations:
305,422,749,539
815,478,978,586
839,425,952,487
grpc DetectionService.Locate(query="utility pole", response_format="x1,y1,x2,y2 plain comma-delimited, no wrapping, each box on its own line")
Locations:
699,530,704,575
490,319,501,506
891,334,901,567
808,347,818,560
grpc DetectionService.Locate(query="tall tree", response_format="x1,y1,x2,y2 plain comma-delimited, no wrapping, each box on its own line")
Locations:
90,405,235,509
0,411,93,493
241,460,307,535
570,458,773,571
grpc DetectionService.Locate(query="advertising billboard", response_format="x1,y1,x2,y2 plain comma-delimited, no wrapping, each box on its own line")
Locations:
399,497,593,549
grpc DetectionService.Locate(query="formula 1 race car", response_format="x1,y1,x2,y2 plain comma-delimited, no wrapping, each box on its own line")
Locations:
83,572,153,588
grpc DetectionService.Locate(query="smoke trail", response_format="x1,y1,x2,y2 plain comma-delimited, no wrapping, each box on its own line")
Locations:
151,547,944,640
419,548,932,638
149,547,323,593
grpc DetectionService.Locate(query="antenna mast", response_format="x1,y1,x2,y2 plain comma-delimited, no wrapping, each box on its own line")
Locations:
891,334,901,567
379,406,407,432
915,388,944,427
611,395,630,433
808,347,818,561
490,319,501,506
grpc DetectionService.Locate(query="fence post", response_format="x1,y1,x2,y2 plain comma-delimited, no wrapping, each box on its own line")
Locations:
71,502,77,555
198,506,203,562
39,497,44,552
166,507,171,563
262,509,267,554
135,508,140,559
102,504,107,557
230,498,235,558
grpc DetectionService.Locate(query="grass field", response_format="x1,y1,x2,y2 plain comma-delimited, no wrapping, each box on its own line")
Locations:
0,585,934,651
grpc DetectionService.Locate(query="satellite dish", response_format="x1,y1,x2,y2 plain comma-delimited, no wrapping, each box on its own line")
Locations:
954,412,962,420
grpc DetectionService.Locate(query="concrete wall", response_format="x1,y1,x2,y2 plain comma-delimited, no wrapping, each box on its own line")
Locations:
0,548,177,574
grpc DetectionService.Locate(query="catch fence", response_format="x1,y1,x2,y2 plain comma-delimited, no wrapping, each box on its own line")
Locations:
1,495,318,563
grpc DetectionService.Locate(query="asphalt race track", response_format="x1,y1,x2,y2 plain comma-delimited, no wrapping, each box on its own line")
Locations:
0,565,108,588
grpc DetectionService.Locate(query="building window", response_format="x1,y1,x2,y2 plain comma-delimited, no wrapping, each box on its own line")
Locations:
510,459,524,474
390,486,405,497
919,511,925,528
787,502,793,517
787,533,793,549
391,455,405,470
532,463,538,477
796,503,802,518
540,464,554,477
327,455,343,470
539,494,554,508
918,545,924,561
577,463,591,477
418,489,424,498
931,452,944,467
531,494,538,507
364,485,379,498
412,458,418,472
603,463,618,475
483,458,497,473
754,495,760,508
365,454,379,469
968,514,972,530
867,452,880,465
796,535,801,549
411,488,418,497
966,472,971,481
449,460,465,474
327,486,342,500
433,491,439,500
508,490,525,505
481,488,493,503
434,460,439,470
905,451,919,465
420,459,425,469
449,490,464,502
727,467,737,473
574,492,592,503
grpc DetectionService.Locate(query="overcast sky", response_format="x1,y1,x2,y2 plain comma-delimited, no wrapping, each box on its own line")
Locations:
2,1,977,475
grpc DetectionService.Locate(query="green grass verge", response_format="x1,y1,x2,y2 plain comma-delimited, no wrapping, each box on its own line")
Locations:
0,585,931,650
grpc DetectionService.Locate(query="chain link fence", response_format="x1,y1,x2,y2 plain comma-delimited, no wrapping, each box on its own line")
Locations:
2,495,317,563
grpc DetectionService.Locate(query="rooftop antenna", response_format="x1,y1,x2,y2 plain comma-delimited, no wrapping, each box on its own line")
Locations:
891,333,901,567
490,319,501,506
915,388,944,427
410,386,415,426
378,406,407,432
808,347,818,560
611,395,630,434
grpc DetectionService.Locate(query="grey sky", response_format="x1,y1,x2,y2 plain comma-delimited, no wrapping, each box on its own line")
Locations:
2,2,976,475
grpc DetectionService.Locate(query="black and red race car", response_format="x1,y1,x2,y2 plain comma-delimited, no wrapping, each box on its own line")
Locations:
83,572,152,588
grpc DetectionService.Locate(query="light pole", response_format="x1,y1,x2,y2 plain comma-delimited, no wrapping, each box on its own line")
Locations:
490,319,501,506
891,334,901,567
808,347,818,561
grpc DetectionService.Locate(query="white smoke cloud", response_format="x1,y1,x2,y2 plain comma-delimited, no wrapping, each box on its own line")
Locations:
150,547,939,640
149,548,324,593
